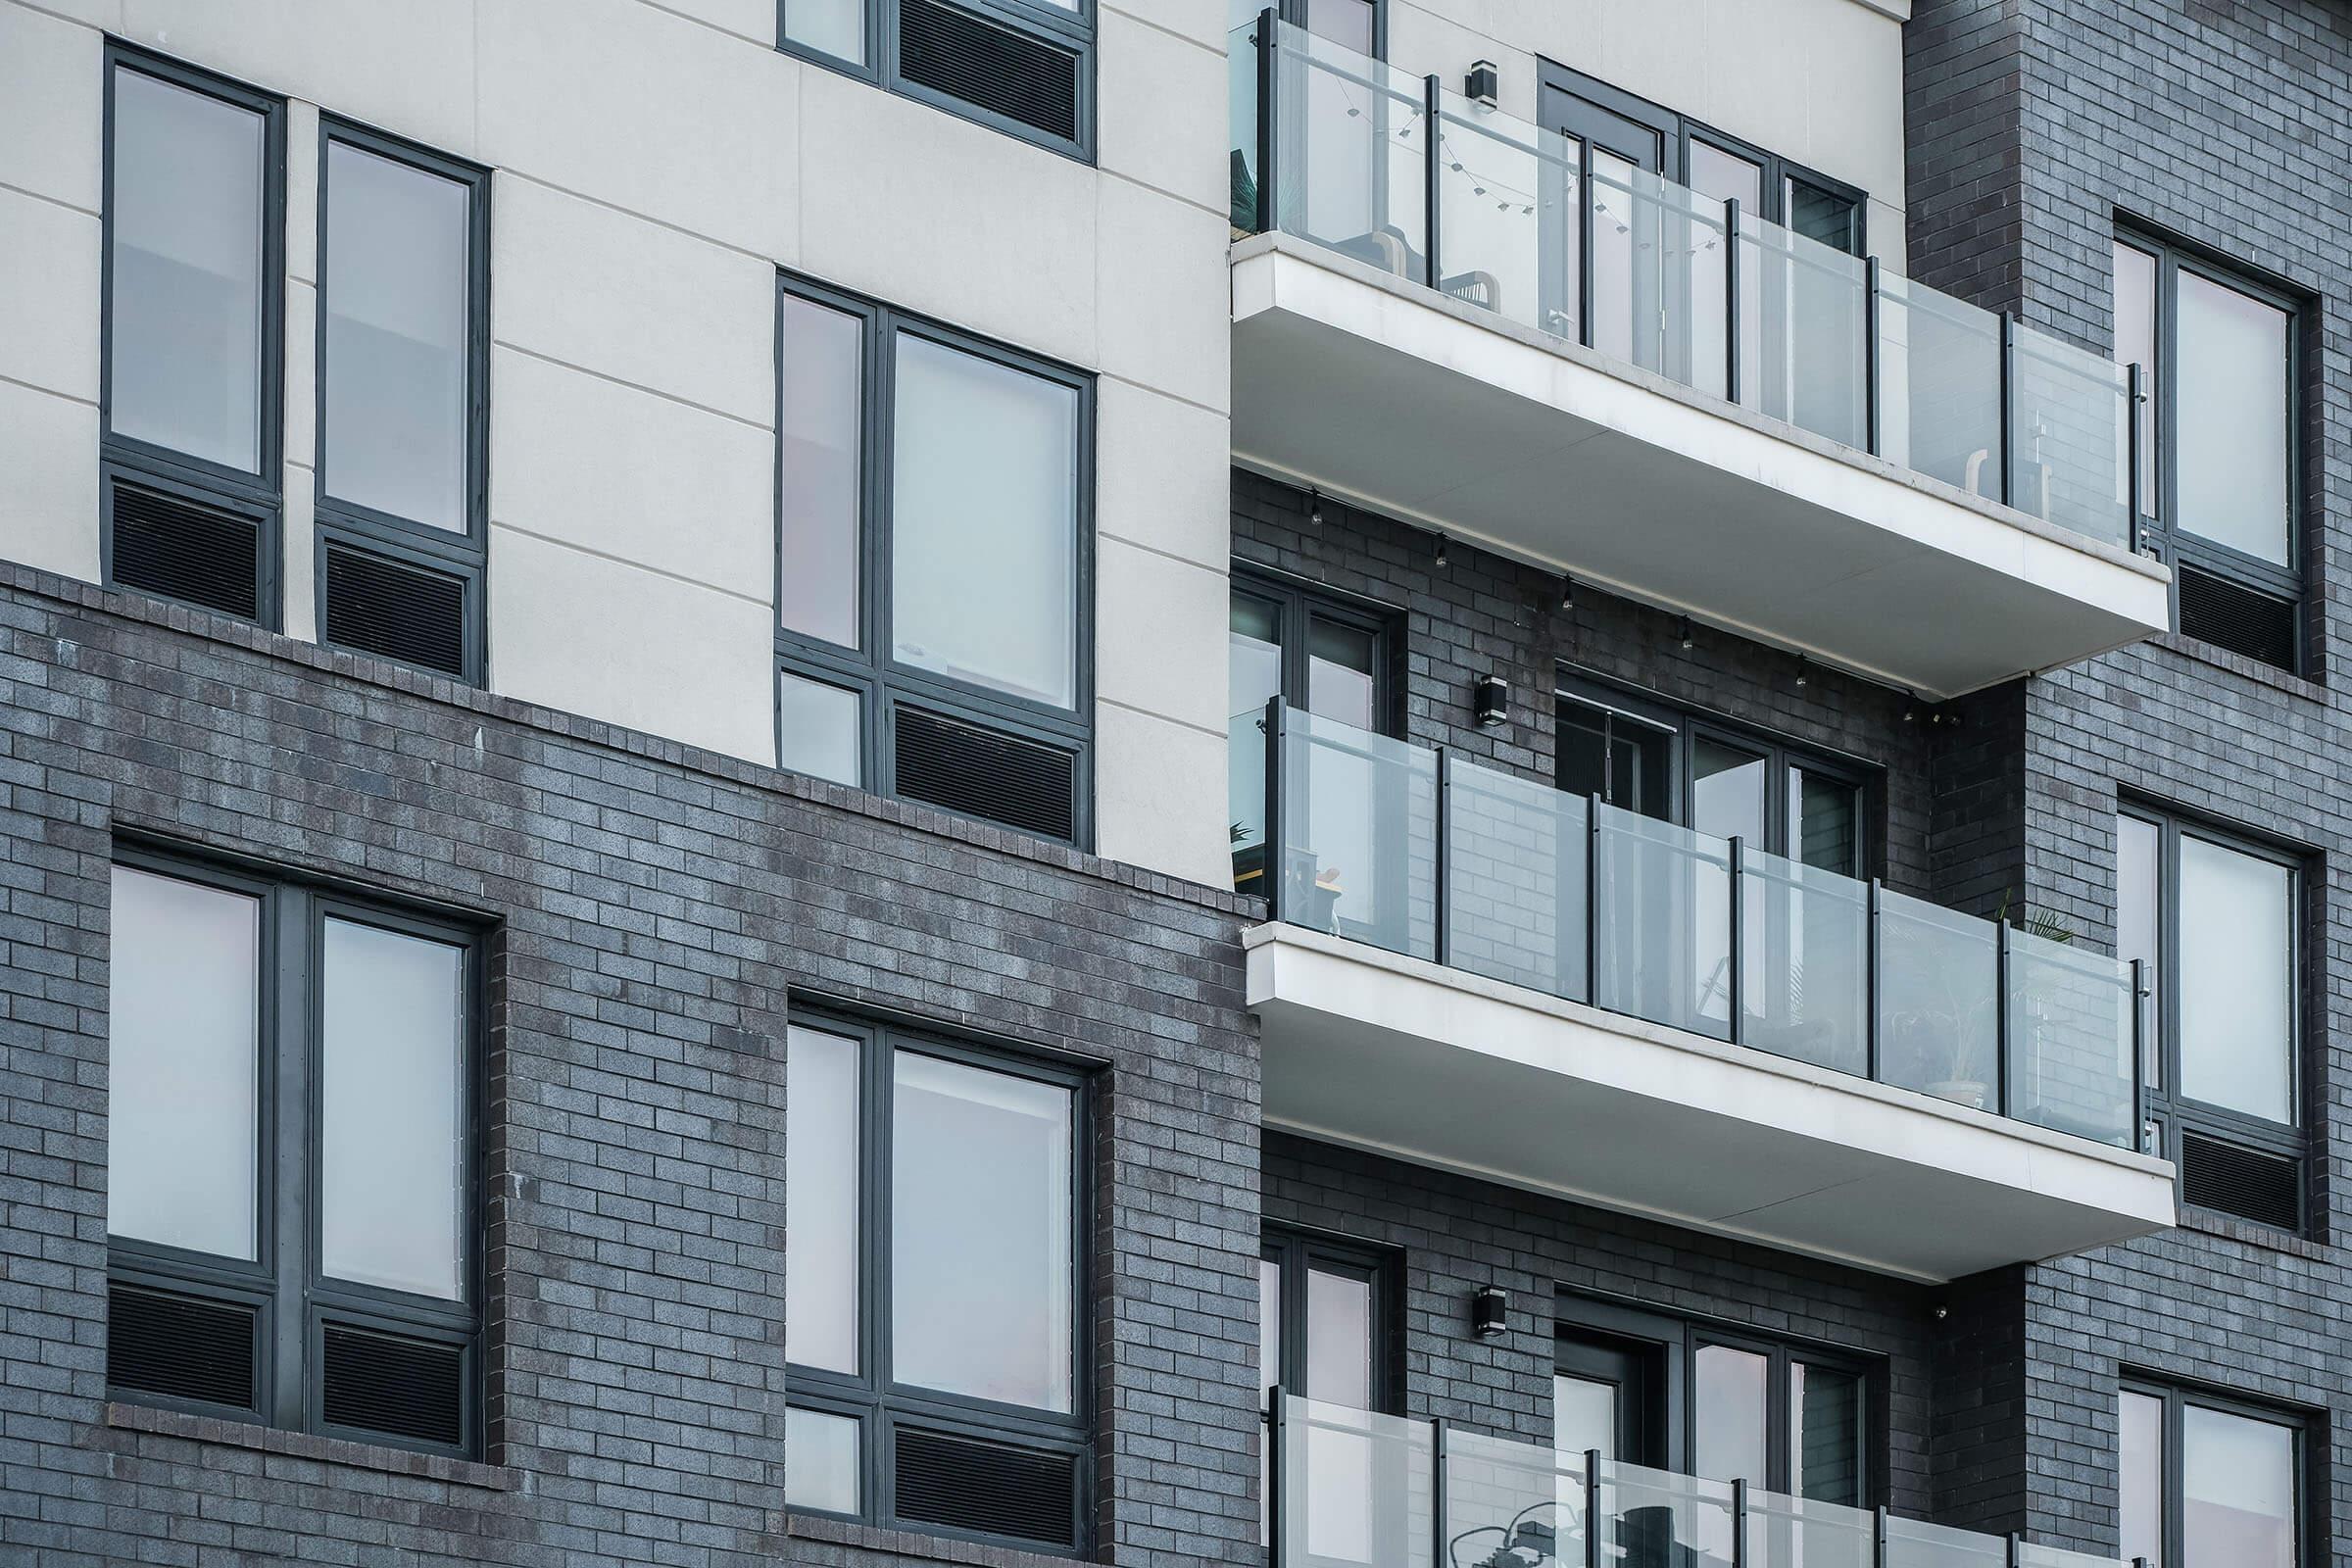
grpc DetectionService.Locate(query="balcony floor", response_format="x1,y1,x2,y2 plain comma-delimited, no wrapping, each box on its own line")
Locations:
1230,234,2171,700
1249,921,2177,1283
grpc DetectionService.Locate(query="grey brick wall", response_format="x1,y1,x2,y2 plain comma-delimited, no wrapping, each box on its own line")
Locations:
0,564,1260,1568
1909,0,2352,1556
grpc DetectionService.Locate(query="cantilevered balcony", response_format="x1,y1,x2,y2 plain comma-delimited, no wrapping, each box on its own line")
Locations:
1239,705,2177,1282
1226,19,2170,699
1267,1395,2138,1568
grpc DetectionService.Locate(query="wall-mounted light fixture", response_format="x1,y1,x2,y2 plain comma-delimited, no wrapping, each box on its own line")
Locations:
1677,614,1695,651
1474,674,1509,727
1308,487,1324,525
1559,573,1575,612
1433,531,1450,568
1465,60,1499,108
1472,1285,1508,1338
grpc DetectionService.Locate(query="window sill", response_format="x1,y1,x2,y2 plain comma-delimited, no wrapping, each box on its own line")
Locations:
100,1401,517,1492
788,1511,1093,1568
2176,1205,2328,1260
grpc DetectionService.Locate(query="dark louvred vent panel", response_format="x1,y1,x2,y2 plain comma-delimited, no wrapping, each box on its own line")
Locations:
321,1322,465,1448
894,1426,1079,1547
108,1284,259,1413
2180,1131,2300,1232
321,542,469,678
2178,564,2297,672
894,706,1078,842
109,481,262,621
898,0,1081,145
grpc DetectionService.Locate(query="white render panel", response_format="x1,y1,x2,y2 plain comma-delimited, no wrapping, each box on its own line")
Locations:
284,280,317,477
1096,176,1230,415
282,465,316,644
491,176,779,425
0,186,101,404
1097,6,1229,213
1096,536,1230,738
0,380,101,584
1093,701,1233,889
1098,377,1232,572
490,526,777,766
0,4,103,210
488,348,776,600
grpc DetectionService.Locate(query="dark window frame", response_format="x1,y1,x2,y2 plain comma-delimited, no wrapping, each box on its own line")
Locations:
783,1004,1096,1553
104,841,485,1460
1259,1223,1400,1413
777,0,1096,163
98,41,289,628
1554,1292,1884,1506
312,113,492,685
2121,1375,2311,1568
1555,672,1878,876
1231,565,1404,737
2113,220,2308,670
772,270,1097,846
2117,802,2308,1219
1535,60,1868,256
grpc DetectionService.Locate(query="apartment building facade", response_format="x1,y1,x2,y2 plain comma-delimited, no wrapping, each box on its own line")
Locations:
0,0,2336,1564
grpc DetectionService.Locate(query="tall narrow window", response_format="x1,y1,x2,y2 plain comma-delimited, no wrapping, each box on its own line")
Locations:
2112,229,2302,670
2121,1383,2301,1568
2117,808,2303,1231
102,48,284,624
315,122,488,681
775,274,1093,844
785,1011,1090,1550
105,854,480,1456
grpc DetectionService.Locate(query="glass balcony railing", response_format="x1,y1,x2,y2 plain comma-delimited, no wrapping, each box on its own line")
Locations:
1229,15,2145,550
1250,701,2145,1150
1268,1394,2148,1568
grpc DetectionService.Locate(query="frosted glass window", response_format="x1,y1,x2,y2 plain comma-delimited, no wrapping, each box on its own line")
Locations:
108,67,267,472
320,917,466,1299
2178,837,2294,1124
779,295,864,649
891,334,1079,710
778,671,862,788
1258,1256,1282,1406
1304,1268,1372,1408
1693,1345,1770,1484
2177,270,2290,565
2183,1405,2294,1568
322,141,471,531
891,1052,1074,1412
786,1025,860,1374
1554,1375,1616,1465
2116,814,2161,1090
2119,1391,2164,1568
107,866,260,1259
785,0,865,63
787,1406,861,1514
2113,242,2159,517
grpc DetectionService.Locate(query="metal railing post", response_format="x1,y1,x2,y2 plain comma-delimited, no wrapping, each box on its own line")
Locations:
1995,918,2014,1117
2131,956,2151,1154
1424,75,1445,291
1430,1418,1449,1568
1873,1504,1888,1568
1262,697,1287,923
1864,256,1883,456
1579,159,1597,351
1266,1388,1287,1568
1727,836,1745,1046
2006,1531,2023,1568
1998,312,2017,508
1724,198,1741,403
1256,9,1279,234
1434,748,1451,966
1731,1478,1748,1568
1866,878,1884,1084
2127,360,2146,547
1584,1449,1604,1568
1586,795,1604,1008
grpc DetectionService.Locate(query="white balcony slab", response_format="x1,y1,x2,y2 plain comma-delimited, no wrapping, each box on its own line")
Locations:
1248,921,2176,1282
1229,235,2170,699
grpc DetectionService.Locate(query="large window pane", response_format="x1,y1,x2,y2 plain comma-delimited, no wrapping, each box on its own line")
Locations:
2115,814,2161,1091
1791,1361,1863,1506
2113,242,2159,518
320,917,466,1299
1304,1267,1373,1408
891,1052,1073,1412
322,141,470,531
109,68,266,472
784,0,864,64
891,334,1079,710
2119,1391,2163,1568
787,1025,861,1374
2176,270,2289,565
107,866,260,1259
779,295,864,649
2178,837,2294,1123
1693,1344,1769,1483
787,1405,861,1513
2182,1405,2294,1568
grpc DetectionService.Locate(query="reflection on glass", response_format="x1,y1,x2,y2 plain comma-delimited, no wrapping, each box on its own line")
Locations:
1307,618,1378,728
1792,1362,1863,1505
777,670,862,788
787,1406,860,1514
2182,1404,2294,1568
778,295,864,649
1693,1345,1769,1485
2113,242,2159,518
2178,836,2292,1124
891,334,1079,710
2118,1391,2163,1568
320,917,466,1300
784,0,864,64
1790,766,1861,875
107,866,260,1259
1304,0,1374,51
323,141,470,531
1692,739,1768,844
2115,815,2160,1091
1594,805,1733,1042
1306,1267,1373,1408
786,1025,859,1374
1446,758,1589,999
2176,270,2289,565
891,1052,1073,1412
109,68,266,471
